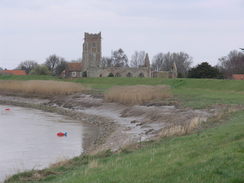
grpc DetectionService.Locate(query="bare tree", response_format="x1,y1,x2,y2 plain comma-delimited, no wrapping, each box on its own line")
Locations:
218,50,244,78
130,51,146,68
16,60,38,74
100,57,113,68
171,52,192,77
0,67,3,71
55,60,67,76
111,49,128,67
151,53,164,72
45,55,66,75
45,55,60,73
152,52,192,77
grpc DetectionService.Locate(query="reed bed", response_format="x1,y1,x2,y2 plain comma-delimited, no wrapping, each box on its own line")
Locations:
0,80,86,96
104,85,172,105
159,116,207,137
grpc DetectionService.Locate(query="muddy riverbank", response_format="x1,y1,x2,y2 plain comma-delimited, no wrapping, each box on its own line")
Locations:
0,95,115,154
1,92,243,155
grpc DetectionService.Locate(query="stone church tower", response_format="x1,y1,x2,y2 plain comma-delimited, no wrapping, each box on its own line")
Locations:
82,32,102,71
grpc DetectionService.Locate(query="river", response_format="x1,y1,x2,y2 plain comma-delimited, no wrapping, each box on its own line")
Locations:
0,105,86,182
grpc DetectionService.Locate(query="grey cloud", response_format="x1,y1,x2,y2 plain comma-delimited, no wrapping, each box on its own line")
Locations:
0,0,243,69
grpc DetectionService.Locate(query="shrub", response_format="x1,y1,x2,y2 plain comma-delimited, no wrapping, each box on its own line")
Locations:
30,65,51,75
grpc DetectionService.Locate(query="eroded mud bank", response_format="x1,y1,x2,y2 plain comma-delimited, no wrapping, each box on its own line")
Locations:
0,93,243,154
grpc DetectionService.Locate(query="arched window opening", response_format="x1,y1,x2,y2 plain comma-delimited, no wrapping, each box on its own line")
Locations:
82,71,87,77
126,72,133,77
139,73,144,78
108,73,114,77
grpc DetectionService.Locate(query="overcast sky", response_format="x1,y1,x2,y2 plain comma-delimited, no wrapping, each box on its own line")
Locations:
0,0,243,69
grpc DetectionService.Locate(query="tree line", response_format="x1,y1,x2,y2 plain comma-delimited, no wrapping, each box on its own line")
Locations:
1,49,243,78
188,50,244,79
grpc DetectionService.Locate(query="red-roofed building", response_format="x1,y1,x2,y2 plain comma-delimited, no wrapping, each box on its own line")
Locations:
232,74,244,80
65,62,83,78
0,70,27,76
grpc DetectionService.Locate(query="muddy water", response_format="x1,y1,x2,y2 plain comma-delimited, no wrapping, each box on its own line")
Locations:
0,105,86,182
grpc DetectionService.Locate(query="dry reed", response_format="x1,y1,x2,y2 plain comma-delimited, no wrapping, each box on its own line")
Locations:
49,159,70,168
104,85,172,105
83,159,100,175
159,117,202,137
0,80,86,96
88,160,99,169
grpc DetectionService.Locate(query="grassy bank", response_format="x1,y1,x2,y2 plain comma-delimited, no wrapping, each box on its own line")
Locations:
6,110,244,183
1,76,244,182
1,75,244,91
74,78,244,108
1,76,244,108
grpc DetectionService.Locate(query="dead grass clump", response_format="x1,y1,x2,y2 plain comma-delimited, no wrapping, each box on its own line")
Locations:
83,159,100,175
6,170,58,182
49,159,70,169
28,171,57,181
0,80,87,96
105,85,172,105
88,160,99,169
159,117,202,137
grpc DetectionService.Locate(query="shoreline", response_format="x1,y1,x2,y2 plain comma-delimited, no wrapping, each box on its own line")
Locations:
1,92,244,153
1,92,243,154
0,94,116,154
1,92,244,182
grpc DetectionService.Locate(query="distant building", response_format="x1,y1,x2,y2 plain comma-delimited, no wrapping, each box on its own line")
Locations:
232,74,244,80
0,70,27,76
65,62,83,78
65,32,177,78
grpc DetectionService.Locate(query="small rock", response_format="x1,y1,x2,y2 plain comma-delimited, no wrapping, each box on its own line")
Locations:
136,122,143,126
145,129,154,135
130,120,137,124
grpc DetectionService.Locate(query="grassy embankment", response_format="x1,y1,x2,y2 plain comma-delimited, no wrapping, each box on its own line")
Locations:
1,75,244,108
1,76,244,182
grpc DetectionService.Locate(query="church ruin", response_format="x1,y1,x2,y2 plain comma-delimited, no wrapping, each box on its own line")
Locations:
65,32,177,78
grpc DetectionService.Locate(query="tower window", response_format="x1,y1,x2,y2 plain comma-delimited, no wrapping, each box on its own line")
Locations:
92,42,96,47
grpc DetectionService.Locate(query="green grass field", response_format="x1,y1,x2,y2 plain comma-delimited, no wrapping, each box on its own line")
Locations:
1,76,244,183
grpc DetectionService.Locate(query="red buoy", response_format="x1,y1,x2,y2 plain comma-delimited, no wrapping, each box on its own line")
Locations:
5,108,10,111
57,132,67,137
